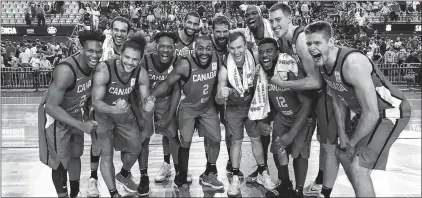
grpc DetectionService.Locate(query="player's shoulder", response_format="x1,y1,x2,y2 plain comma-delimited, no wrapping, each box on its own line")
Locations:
343,51,372,72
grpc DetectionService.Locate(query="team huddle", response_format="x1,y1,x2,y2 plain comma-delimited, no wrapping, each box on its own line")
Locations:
38,3,411,198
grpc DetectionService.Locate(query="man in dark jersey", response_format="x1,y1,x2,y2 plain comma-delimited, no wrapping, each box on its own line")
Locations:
257,38,316,198
136,32,183,195
268,3,339,197
91,34,154,197
87,16,132,198
38,30,105,198
305,21,411,197
151,36,224,197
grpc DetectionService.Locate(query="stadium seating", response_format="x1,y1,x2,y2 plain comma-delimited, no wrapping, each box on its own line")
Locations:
1,0,85,25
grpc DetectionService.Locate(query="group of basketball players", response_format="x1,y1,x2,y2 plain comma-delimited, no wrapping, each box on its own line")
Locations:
38,2,411,198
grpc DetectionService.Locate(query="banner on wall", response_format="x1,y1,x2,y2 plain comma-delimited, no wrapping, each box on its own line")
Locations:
1,25,76,36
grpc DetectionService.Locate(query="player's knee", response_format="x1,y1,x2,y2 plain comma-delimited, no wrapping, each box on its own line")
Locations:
322,143,337,156
249,136,262,147
207,136,221,146
275,152,289,164
180,137,192,148
231,138,243,146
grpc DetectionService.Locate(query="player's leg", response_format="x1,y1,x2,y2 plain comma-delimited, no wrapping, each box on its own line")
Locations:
225,113,244,196
340,115,410,197
87,109,100,197
96,112,121,197
114,112,143,193
290,121,316,198
137,138,151,196
174,108,196,197
246,119,277,191
198,107,224,190
266,114,295,198
248,134,270,183
68,130,85,198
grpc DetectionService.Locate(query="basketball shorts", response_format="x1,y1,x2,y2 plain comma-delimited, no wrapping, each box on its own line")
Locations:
224,105,260,141
272,112,317,159
38,104,84,170
178,106,221,147
349,106,410,170
91,110,143,156
197,103,223,137
149,99,178,138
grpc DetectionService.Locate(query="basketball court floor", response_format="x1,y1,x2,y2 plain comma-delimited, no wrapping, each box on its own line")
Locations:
1,91,421,197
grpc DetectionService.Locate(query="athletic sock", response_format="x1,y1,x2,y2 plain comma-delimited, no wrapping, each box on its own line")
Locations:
257,164,266,174
164,154,170,164
205,162,217,175
296,186,304,192
321,186,333,198
109,189,118,197
260,135,270,166
315,169,324,184
174,164,180,174
232,168,239,175
140,168,148,177
278,165,290,183
120,168,130,178
90,170,98,180
293,158,308,189
178,146,190,182
69,180,79,198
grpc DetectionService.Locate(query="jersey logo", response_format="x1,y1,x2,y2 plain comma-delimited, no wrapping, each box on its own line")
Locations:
130,78,136,86
77,77,83,81
212,62,217,71
334,71,342,83
111,81,117,84
168,65,173,74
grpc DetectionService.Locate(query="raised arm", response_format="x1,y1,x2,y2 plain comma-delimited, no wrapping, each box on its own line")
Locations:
342,53,380,148
44,64,85,131
271,33,323,90
151,58,190,98
215,65,229,105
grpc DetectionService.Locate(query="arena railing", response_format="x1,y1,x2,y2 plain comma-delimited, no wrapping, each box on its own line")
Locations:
1,63,421,90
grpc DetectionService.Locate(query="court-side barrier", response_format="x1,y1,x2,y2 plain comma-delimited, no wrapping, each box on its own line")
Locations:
1,63,421,90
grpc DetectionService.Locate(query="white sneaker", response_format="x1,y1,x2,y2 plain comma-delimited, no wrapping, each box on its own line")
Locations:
303,181,323,195
187,173,192,183
257,171,277,191
227,175,240,197
154,162,171,182
86,178,100,197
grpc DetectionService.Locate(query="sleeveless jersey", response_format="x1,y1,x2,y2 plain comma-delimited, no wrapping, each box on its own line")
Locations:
222,49,255,107
180,53,219,111
211,34,228,60
320,46,411,117
53,53,93,118
175,31,197,57
102,59,140,106
144,53,178,107
279,26,305,72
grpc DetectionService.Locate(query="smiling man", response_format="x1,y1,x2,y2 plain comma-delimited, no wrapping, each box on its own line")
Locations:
91,34,154,197
38,30,105,198
305,21,411,197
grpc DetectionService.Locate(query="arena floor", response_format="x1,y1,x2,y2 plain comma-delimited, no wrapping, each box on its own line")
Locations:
1,91,421,197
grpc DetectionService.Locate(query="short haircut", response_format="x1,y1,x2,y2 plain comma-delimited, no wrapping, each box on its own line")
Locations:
212,15,231,30
258,38,279,49
110,16,131,32
184,11,200,22
195,35,212,43
78,30,106,47
121,33,147,57
304,21,333,40
228,31,246,44
153,31,179,43
269,3,292,16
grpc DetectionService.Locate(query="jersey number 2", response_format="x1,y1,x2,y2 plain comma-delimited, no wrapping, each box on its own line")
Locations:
276,96,287,107
80,95,87,107
203,84,209,95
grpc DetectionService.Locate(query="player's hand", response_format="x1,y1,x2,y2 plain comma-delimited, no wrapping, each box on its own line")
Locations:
137,118,145,131
181,47,190,57
113,99,129,114
270,136,286,154
156,118,172,129
143,96,155,113
218,87,230,99
258,122,272,136
335,143,355,169
80,120,98,134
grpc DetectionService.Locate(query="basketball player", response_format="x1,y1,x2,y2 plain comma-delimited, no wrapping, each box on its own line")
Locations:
256,38,315,198
215,32,276,196
87,16,131,198
91,34,154,197
38,30,105,198
151,36,223,196
268,3,339,197
139,32,182,188
305,21,411,197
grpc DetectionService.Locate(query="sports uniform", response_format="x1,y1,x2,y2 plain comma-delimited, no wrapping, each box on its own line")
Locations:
320,46,411,170
91,58,143,157
178,53,220,147
39,53,92,170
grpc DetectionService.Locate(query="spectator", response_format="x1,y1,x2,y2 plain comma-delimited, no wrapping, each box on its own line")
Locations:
25,9,32,26
18,45,31,67
30,53,41,69
36,4,46,26
40,53,52,69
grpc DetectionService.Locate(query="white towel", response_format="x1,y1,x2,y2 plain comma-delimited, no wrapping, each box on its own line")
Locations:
244,18,274,51
248,64,270,120
274,53,299,80
100,36,119,61
227,49,256,97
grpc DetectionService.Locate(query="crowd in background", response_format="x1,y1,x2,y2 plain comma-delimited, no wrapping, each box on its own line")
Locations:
1,1,421,70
